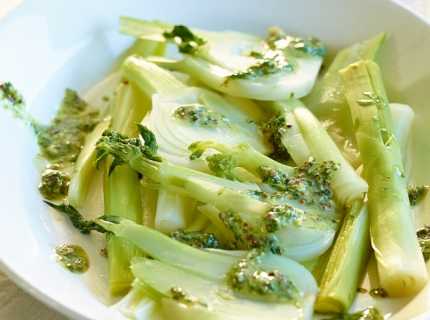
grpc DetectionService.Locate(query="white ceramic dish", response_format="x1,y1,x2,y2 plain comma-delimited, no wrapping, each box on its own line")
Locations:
1,0,430,319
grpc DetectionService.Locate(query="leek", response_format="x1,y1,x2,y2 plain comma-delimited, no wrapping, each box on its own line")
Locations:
340,59,428,297
68,116,111,208
104,81,150,295
302,32,386,168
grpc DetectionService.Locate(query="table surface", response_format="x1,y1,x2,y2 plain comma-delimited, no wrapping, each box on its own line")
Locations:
0,0,428,319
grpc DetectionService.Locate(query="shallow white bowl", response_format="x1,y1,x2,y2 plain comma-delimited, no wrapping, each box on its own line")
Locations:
1,0,430,319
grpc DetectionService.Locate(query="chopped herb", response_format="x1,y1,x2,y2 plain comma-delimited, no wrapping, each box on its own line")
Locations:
258,158,339,211
322,306,383,320
170,286,208,307
416,225,430,261
38,166,70,200
227,249,300,302
170,229,220,249
174,104,229,127
408,184,428,206
0,82,43,135
163,25,207,55
219,204,307,254
55,244,90,274
206,153,238,181
259,114,291,163
0,82,23,105
225,50,294,83
44,201,120,234
267,26,326,58
37,89,99,166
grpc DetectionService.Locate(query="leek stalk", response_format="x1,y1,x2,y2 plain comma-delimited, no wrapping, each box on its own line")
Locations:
340,59,428,297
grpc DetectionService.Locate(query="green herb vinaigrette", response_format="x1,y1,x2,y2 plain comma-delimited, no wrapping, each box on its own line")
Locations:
416,225,430,261
37,89,99,166
260,113,291,163
224,26,325,84
322,306,383,320
170,229,220,249
227,249,300,303
0,83,99,200
54,244,90,274
163,25,207,55
408,184,429,206
170,286,208,307
174,104,229,128
38,165,70,200
218,158,342,253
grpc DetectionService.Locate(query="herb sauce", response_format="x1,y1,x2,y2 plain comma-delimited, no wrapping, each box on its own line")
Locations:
416,225,430,261
322,306,383,320
217,158,342,253
227,249,300,303
1,83,98,199
369,287,389,298
259,157,339,211
170,286,208,307
37,89,99,166
163,25,207,55
38,165,70,200
0,82,43,135
267,26,326,58
225,27,325,84
408,184,429,206
259,113,291,163
206,153,238,180
170,229,220,249
174,104,229,127
55,244,90,274
225,50,294,83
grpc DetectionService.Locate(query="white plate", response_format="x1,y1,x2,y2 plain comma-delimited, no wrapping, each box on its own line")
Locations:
1,0,430,319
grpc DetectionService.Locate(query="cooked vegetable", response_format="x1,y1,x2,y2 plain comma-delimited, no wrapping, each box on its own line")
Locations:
96,217,318,320
340,59,428,297
4,15,427,320
302,32,386,168
258,99,368,206
314,101,416,313
120,17,325,100
314,197,370,313
95,125,343,262
68,116,111,207
103,80,150,295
